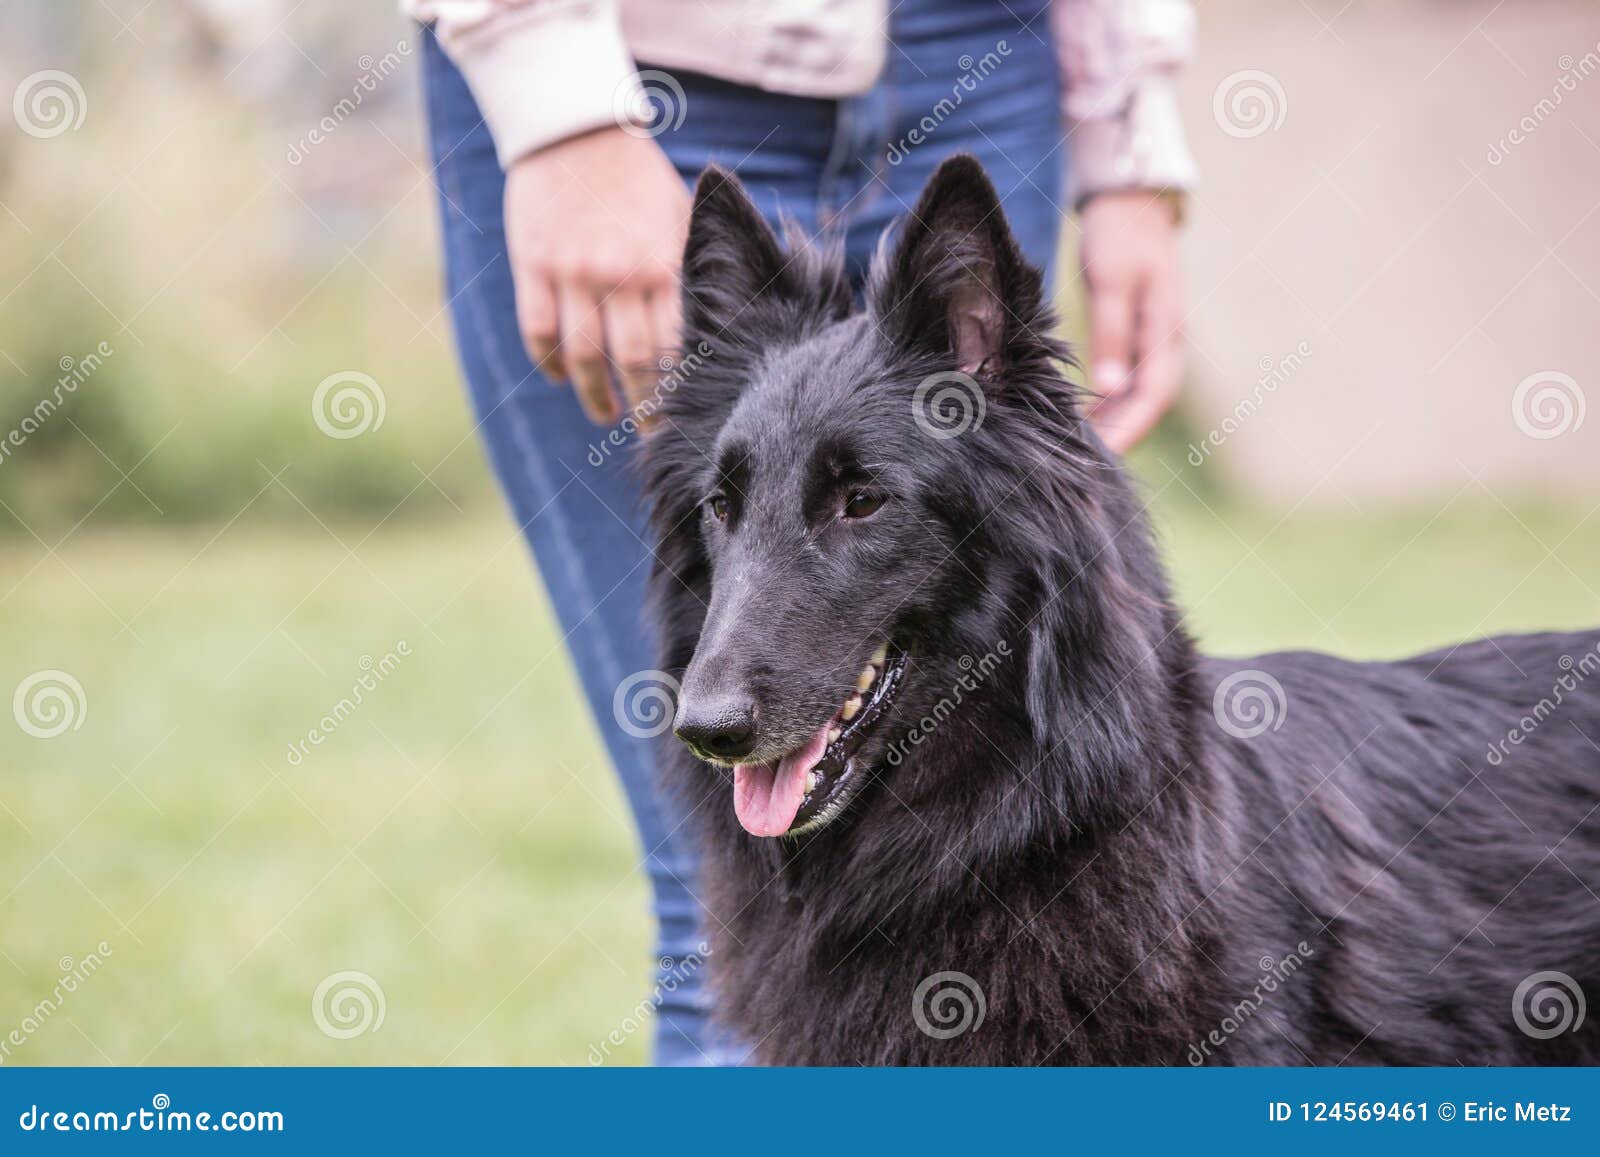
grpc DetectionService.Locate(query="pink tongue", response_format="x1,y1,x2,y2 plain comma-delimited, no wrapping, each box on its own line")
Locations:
732,721,833,836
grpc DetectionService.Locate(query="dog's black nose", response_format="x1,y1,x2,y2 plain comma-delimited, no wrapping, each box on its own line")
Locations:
675,697,759,761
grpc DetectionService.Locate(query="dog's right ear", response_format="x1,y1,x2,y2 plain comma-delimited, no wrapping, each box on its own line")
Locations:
680,166,788,339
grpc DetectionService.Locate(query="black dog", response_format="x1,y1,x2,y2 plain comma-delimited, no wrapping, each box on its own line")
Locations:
641,155,1600,1065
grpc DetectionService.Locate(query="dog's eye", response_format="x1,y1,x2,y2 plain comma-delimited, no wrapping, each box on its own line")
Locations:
843,490,885,520
707,494,730,523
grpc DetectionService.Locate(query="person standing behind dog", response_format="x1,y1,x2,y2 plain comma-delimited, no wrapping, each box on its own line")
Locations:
408,0,1197,1064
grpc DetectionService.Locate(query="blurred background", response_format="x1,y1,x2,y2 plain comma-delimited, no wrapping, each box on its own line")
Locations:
2,0,1596,1064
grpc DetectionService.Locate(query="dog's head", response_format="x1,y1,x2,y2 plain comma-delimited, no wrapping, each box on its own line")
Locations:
644,156,1175,843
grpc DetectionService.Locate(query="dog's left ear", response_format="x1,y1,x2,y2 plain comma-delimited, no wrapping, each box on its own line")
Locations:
680,165,791,342
681,164,852,348
871,154,1045,377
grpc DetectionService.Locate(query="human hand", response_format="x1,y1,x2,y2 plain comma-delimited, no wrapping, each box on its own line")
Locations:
504,127,691,425
1078,190,1184,454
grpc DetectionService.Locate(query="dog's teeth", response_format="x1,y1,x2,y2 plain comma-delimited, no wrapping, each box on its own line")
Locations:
805,771,818,794
856,665,877,692
827,725,842,745
870,642,889,667
841,694,862,721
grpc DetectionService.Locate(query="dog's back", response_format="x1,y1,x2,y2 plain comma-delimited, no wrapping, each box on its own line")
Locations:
1202,631,1600,1064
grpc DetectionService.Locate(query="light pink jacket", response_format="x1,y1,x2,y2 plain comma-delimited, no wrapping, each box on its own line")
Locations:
406,0,1197,203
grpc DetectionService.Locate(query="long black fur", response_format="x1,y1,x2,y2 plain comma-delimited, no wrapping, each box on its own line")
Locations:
641,157,1600,1065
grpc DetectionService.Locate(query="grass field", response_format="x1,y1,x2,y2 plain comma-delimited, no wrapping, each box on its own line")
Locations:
3,478,1599,1065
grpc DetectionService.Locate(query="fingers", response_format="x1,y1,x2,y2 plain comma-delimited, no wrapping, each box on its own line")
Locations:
1100,361,1177,455
1085,275,1136,418
638,286,683,432
525,272,677,429
555,283,620,425
515,273,561,377
1114,277,1184,452
650,280,682,366
1077,188,1187,453
1091,275,1184,455
603,291,660,415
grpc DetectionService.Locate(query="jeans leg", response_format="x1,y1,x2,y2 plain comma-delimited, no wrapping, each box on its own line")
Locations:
421,36,836,1065
423,34,721,1066
846,0,1065,279
642,66,835,235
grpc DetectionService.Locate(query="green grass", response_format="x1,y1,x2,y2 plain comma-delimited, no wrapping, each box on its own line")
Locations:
2,488,1598,1065
1,514,648,1065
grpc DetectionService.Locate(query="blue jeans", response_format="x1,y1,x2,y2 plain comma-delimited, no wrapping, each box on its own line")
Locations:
422,0,1063,1065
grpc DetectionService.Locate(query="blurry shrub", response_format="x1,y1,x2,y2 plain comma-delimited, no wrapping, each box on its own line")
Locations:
0,270,490,533
0,149,491,535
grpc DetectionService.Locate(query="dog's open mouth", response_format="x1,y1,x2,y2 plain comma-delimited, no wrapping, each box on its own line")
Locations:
732,641,907,837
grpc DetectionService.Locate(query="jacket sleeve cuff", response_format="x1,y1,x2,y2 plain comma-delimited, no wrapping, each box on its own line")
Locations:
436,3,647,168
1068,77,1198,208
